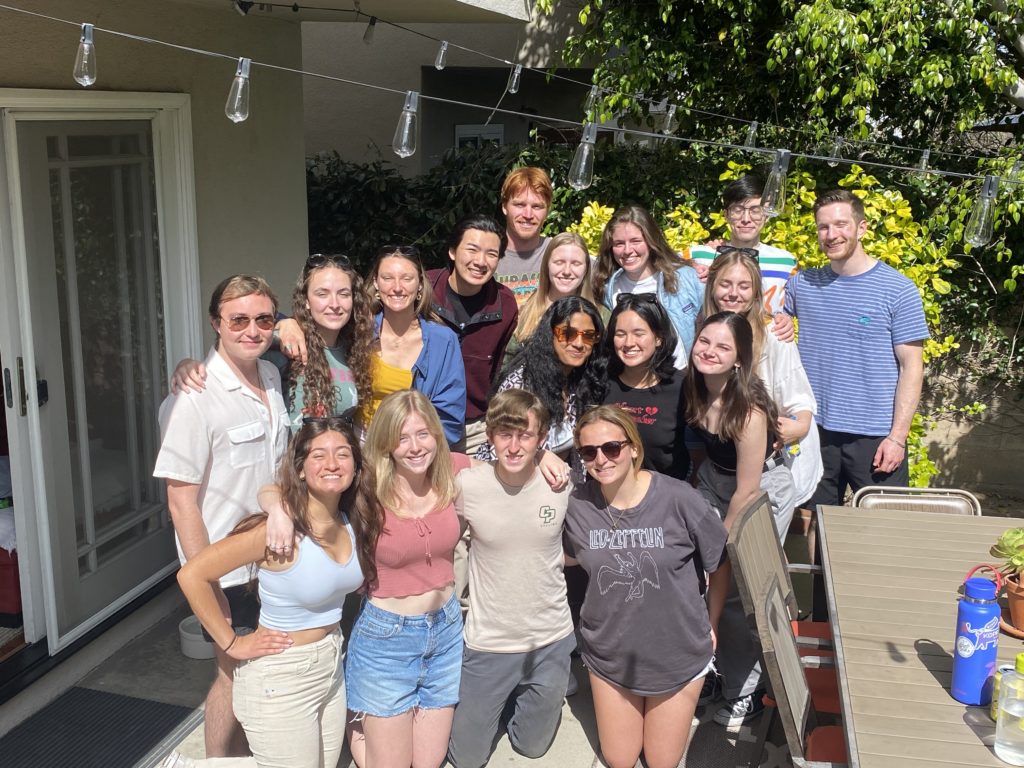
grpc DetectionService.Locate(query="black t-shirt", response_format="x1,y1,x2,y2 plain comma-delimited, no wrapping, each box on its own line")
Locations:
445,284,489,329
603,370,690,481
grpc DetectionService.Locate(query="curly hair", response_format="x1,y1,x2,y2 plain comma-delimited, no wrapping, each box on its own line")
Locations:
593,204,689,299
684,311,779,444
604,293,679,383
501,296,607,429
287,255,373,420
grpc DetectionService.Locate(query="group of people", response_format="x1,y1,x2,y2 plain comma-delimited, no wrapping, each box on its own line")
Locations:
154,167,929,768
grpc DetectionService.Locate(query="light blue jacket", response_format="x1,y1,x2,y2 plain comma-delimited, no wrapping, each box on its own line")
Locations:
374,313,467,446
602,265,705,357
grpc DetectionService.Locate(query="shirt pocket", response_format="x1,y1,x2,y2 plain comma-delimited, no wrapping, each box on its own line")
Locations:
227,421,266,469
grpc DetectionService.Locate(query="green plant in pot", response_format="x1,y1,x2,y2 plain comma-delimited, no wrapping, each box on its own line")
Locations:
991,528,1024,630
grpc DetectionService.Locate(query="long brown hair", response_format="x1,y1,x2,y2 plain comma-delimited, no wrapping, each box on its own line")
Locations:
685,312,779,444
703,250,770,364
593,205,688,299
365,245,438,321
516,232,596,342
288,255,373,419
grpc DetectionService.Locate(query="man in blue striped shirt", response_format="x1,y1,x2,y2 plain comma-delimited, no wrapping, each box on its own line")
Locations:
784,189,928,507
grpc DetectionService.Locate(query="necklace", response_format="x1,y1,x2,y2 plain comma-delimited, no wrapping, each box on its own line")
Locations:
603,503,631,530
382,318,420,350
601,474,649,529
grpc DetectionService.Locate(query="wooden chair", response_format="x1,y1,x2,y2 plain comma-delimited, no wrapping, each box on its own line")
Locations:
851,485,981,516
757,576,847,768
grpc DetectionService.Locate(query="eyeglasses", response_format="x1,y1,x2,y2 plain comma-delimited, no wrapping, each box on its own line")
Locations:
553,325,600,346
725,204,766,222
219,313,276,332
614,292,658,306
715,245,759,259
305,253,352,273
578,440,631,462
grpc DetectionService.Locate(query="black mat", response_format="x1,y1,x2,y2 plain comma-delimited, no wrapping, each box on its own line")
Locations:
0,685,192,767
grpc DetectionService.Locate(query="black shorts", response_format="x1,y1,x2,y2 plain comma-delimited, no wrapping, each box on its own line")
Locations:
201,583,260,645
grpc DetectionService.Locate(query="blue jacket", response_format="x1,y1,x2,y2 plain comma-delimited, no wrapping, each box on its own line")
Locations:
374,313,467,446
603,265,705,357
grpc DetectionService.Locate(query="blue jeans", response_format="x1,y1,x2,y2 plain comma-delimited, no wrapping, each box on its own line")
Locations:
345,594,463,717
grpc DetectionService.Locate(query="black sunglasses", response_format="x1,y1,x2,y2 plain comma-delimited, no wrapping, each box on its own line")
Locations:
578,440,631,462
715,245,759,259
380,244,421,258
305,253,353,272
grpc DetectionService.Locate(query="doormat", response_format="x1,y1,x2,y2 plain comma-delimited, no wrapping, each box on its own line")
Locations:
0,685,192,768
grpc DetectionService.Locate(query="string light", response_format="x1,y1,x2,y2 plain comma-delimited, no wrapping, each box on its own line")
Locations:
506,64,522,95
584,85,599,115
745,120,758,148
392,90,419,158
362,15,376,44
662,104,679,136
568,123,598,190
827,136,843,168
224,57,251,123
761,149,791,218
965,175,999,247
73,23,96,86
918,149,930,173
434,40,448,71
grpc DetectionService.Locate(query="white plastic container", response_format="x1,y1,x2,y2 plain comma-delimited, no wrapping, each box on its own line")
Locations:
178,615,215,660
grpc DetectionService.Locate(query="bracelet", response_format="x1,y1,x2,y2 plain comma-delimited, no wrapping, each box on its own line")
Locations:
224,634,238,653
884,436,907,449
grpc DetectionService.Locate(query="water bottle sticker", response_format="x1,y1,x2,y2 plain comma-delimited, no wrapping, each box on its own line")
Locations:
958,617,1000,658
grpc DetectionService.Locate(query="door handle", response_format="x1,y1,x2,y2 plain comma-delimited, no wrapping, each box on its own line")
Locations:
16,357,27,416
37,378,48,407
3,367,11,408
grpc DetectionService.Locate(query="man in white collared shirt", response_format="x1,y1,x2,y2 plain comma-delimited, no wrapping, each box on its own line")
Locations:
154,275,289,758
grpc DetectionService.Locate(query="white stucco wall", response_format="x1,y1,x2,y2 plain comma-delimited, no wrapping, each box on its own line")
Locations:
0,0,308,329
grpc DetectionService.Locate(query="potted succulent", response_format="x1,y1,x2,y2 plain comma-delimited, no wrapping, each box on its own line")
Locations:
991,528,1024,630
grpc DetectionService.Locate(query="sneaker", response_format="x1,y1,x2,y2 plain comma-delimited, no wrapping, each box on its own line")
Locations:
713,690,766,726
698,671,721,705
566,670,580,697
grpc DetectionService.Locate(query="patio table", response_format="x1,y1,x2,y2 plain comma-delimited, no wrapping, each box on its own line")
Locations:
817,504,1024,768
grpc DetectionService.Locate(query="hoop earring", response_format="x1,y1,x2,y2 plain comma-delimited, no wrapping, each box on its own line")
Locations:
375,288,381,301
416,289,423,301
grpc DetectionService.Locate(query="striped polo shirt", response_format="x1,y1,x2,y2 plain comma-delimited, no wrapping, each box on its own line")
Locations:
784,261,929,436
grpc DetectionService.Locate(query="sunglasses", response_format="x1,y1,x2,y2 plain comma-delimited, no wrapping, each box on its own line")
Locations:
305,253,353,272
553,325,600,346
380,244,420,258
578,440,631,462
715,245,759,259
615,291,658,306
220,313,276,332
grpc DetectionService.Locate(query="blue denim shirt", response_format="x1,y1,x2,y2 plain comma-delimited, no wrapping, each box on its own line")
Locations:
374,313,467,445
603,265,704,358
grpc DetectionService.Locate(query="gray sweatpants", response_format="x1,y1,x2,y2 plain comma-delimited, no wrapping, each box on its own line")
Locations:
447,633,575,768
697,461,795,699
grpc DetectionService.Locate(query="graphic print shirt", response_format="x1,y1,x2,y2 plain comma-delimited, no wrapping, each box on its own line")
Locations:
563,472,727,695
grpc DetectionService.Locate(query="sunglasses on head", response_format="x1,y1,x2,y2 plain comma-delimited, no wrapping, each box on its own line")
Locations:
380,244,420,258
553,325,600,346
615,291,658,306
578,440,631,462
220,313,276,332
715,245,759,259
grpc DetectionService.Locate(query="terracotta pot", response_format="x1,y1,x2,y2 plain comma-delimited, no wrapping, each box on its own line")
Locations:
1007,575,1024,631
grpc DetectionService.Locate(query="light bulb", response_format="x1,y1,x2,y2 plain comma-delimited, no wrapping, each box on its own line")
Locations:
568,123,598,191
827,136,843,168
224,57,251,124
745,121,759,148
964,175,998,248
363,16,376,45
761,149,791,218
73,24,97,87
434,41,448,71
584,85,599,115
918,149,930,173
1013,160,1022,180
507,64,522,95
392,91,419,159
662,104,679,135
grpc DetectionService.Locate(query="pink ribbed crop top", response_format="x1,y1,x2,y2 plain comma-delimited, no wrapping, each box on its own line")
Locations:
370,453,471,599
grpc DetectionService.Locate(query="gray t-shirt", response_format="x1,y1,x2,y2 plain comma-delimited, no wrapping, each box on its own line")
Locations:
562,472,727,695
494,237,549,306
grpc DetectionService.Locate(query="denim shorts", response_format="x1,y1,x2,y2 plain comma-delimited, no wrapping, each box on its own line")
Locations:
344,594,463,717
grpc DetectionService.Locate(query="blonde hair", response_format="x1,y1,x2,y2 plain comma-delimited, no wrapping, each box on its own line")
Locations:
574,404,645,473
208,274,278,319
362,390,457,513
515,232,595,343
703,250,769,363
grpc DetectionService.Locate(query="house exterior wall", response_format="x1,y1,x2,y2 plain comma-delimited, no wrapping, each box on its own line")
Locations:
0,0,308,341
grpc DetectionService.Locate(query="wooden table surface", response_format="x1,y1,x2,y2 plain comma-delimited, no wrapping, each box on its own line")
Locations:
818,505,1024,768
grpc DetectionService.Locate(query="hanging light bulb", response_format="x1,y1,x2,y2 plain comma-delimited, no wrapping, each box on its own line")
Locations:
827,136,843,168
568,123,598,191
661,104,679,135
362,16,377,44
1012,160,1022,180
745,121,759,148
918,149,930,173
434,41,448,71
73,24,97,87
964,175,999,248
392,91,419,159
506,64,522,95
224,57,251,124
760,149,791,218
584,85,599,115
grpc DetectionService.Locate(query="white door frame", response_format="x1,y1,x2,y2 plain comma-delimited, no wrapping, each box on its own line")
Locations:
0,89,201,651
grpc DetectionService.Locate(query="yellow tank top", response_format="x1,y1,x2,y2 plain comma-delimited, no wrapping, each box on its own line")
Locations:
363,354,414,426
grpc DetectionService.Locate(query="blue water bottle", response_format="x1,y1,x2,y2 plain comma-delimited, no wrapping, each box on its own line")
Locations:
951,565,1002,705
